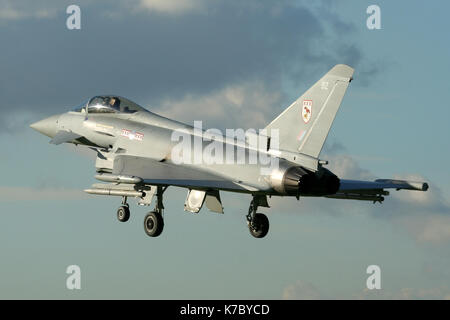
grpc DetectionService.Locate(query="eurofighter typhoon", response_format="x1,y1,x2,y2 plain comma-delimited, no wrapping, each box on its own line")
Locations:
30,65,428,238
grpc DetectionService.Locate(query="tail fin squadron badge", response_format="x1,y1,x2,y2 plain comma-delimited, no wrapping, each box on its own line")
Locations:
302,100,312,124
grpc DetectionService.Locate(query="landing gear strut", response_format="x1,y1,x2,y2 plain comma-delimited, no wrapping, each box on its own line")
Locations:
117,196,130,222
246,197,269,238
144,186,167,237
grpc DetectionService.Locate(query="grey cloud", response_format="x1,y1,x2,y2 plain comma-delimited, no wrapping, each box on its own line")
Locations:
319,151,450,218
133,0,205,14
320,151,450,245
336,163,450,244
0,0,59,20
326,154,376,180
1,0,373,132
321,139,347,155
154,80,282,130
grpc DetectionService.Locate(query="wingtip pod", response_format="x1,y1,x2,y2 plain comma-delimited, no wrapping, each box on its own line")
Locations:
404,181,429,191
415,181,429,191
375,179,429,191
328,64,354,80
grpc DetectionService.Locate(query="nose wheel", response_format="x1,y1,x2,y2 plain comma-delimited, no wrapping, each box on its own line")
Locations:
117,197,130,222
117,205,130,222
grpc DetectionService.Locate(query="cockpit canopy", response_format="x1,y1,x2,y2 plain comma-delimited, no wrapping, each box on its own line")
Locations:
73,96,148,114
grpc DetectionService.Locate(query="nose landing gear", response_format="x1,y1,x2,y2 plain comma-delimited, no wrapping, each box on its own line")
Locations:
117,196,130,222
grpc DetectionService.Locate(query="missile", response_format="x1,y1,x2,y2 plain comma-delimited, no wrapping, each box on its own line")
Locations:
94,173,142,184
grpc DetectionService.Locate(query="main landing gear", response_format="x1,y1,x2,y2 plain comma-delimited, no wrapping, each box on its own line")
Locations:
246,197,269,239
143,186,166,237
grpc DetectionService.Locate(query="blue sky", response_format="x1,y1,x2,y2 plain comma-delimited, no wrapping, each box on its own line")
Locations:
0,0,449,299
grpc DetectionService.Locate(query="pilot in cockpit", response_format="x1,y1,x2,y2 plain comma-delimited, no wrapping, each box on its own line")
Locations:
109,97,120,111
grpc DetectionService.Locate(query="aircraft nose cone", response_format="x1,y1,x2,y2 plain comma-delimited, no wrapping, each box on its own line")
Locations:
30,115,59,138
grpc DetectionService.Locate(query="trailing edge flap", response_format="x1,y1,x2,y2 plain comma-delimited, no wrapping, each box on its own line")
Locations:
50,130,82,145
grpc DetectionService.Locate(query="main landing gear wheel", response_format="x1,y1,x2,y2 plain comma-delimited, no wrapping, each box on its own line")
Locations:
143,186,167,238
247,198,270,238
248,213,269,238
144,211,164,237
117,205,130,222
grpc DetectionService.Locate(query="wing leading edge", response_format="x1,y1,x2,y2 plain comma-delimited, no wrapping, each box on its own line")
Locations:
326,179,429,202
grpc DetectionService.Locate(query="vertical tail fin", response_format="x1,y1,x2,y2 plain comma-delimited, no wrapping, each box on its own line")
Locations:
265,64,354,158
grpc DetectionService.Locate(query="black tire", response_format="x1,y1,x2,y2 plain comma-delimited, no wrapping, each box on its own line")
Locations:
144,211,164,237
249,213,269,238
117,206,130,222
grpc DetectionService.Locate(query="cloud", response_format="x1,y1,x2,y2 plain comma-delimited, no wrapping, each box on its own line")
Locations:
154,80,281,130
270,141,450,246
326,154,376,181
282,281,323,300
1,0,374,134
314,152,450,245
372,173,450,244
137,0,205,14
0,0,57,21
390,174,448,212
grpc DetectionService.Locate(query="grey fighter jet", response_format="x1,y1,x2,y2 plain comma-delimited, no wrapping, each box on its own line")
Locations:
30,65,428,238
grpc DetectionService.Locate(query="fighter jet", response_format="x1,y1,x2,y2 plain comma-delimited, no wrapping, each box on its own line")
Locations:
30,64,428,238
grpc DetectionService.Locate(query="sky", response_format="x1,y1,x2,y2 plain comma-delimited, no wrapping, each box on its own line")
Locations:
0,0,449,299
